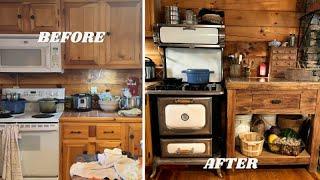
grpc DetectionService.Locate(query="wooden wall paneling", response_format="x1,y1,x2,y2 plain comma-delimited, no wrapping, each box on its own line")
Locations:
226,26,298,42
145,38,162,66
225,10,301,28
161,0,302,11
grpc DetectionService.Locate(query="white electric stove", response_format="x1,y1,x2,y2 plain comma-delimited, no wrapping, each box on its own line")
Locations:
0,88,65,180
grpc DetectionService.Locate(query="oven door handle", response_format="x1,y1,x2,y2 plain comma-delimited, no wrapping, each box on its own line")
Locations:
176,147,194,154
174,99,194,104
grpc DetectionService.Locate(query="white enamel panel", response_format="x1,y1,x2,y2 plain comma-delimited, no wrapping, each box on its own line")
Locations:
160,27,219,44
165,104,206,129
167,143,206,154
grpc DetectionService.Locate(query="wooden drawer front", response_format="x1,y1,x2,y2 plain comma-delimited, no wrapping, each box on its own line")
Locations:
272,48,297,54
96,124,121,140
63,125,89,139
271,61,296,67
235,90,252,113
252,92,300,110
272,54,297,61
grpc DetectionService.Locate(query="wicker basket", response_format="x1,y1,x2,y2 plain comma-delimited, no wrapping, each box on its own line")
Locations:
268,141,305,156
239,132,264,157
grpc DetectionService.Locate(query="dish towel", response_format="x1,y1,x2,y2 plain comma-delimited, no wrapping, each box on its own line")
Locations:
1,125,23,180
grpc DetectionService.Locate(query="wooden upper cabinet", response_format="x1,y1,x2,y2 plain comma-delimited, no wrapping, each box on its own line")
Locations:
29,4,58,33
0,4,24,33
0,3,58,34
64,3,103,66
104,0,142,68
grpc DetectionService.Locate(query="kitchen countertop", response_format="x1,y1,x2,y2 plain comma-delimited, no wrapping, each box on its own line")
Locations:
226,77,320,90
60,110,142,123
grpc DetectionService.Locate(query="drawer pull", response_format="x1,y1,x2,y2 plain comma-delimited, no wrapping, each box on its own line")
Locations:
176,147,194,154
70,131,81,134
103,131,114,134
271,99,281,104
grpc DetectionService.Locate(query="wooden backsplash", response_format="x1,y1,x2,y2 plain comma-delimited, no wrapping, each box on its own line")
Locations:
0,69,142,96
146,0,304,76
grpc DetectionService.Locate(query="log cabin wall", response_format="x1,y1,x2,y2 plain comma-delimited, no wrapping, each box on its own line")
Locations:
145,0,304,76
0,69,142,96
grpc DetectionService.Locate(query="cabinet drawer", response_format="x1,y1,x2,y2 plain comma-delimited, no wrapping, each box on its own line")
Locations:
272,48,297,54
63,125,89,139
271,61,296,67
96,124,121,140
252,92,301,110
235,90,252,113
272,54,297,61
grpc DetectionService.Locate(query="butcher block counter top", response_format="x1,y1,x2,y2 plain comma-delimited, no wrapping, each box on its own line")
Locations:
226,77,320,90
60,110,142,123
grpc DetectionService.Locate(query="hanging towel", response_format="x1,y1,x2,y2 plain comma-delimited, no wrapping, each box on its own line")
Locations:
1,125,23,180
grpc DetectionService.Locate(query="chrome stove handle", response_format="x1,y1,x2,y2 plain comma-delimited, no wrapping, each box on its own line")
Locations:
176,147,194,154
174,99,194,104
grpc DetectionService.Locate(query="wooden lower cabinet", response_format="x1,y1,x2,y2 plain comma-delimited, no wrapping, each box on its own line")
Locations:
62,141,89,180
128,123,142,156
60,121,141,180
226,80,320,173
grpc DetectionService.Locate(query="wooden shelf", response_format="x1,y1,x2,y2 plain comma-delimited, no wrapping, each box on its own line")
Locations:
236,149,310,165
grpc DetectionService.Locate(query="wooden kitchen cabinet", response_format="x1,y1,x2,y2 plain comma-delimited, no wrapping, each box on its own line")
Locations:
64,2,103,67
0,4,24,33
29,4,59,33
62,141,89,180
63,0,141,69
60,118,142,180
128,123,142,156
0,2,59,34
104,0,142,68
226,79,320,174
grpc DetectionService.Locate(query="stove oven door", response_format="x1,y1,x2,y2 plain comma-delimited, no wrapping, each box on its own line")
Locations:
158,97,212,135
160,138,212,158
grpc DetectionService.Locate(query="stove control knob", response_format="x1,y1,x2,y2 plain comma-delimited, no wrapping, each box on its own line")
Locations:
181,113,189,121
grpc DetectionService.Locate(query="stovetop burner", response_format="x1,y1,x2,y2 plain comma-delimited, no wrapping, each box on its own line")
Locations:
0,114,13,119
32,114,55,118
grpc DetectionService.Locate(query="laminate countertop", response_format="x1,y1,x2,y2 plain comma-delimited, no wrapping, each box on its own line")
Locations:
226,77,320,90
60,110,142,123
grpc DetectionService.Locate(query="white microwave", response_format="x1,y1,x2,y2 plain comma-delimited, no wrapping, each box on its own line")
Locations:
0,34,62,73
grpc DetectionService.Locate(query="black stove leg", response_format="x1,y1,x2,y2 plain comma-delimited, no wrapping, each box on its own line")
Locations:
150,158,158,179
216,168,223,178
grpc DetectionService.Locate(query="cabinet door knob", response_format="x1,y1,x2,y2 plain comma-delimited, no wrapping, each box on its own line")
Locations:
17,14,22,19
130,134,134,139
83,151,88,154
106,32,111,36
30,15,35,19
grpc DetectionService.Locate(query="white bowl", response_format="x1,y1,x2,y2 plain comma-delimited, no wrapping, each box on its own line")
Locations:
99,100,118,112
